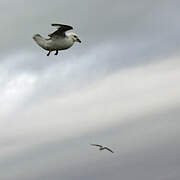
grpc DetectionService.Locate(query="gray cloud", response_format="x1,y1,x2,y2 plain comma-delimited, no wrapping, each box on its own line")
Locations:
0,107,180,180
0,57,179,154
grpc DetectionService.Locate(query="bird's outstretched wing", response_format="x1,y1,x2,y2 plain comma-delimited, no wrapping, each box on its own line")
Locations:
90,144,102,148
104,147,114,153
48,24,73,37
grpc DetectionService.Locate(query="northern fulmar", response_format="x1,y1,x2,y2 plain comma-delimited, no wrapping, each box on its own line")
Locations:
90,144,114,153
33,24,81,56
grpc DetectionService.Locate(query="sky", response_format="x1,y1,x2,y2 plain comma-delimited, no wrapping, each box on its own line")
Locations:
0,0,180,179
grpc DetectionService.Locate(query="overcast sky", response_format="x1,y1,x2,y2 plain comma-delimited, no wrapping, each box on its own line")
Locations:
0,0,180,180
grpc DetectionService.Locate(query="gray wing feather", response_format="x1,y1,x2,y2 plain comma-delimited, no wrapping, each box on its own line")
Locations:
48,24,73,37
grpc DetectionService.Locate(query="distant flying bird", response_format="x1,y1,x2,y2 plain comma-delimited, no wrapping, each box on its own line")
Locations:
33,24,81,56
90,144,114,153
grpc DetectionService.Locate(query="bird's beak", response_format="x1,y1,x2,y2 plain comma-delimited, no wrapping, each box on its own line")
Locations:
77,38,81,43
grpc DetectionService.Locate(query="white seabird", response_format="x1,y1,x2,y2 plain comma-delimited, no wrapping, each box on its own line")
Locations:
90,144,114,153
33,24,81,56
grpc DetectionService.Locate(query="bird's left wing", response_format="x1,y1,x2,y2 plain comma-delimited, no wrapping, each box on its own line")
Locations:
48,24,73,37
90,144,102,147
104,147,114,153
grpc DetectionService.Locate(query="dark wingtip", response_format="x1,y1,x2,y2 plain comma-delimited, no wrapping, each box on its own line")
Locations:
51,23,73,29
51,24,60,26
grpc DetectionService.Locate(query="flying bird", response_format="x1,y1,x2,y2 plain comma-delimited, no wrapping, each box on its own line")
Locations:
33,24,81,56
90,144,114,153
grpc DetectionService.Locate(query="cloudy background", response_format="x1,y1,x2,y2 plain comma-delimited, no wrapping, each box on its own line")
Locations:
0,0,180,179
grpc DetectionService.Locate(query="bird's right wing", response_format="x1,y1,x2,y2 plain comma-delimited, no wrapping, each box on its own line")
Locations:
104,147,114,153
48,24,73,37
90,144,102,147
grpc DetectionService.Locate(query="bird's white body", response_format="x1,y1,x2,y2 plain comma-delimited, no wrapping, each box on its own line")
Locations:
33,33,77,51
99,147,105,151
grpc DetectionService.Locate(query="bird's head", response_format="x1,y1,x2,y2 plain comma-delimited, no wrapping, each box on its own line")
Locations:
67,32,81,43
